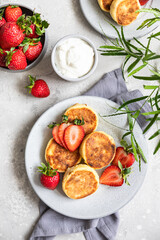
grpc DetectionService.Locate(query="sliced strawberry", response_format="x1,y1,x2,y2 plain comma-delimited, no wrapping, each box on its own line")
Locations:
64,125,85,152
112,147,135,168
100,166,123,187
58,123,69,149
139,0,149,6
52,125,63,146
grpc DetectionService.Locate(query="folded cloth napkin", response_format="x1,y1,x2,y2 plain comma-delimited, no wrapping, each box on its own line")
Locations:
30,68,151,240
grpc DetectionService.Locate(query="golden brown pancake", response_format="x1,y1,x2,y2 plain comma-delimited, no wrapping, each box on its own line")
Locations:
64,104,98,135
45,138,81,172
110,0,140,26
97,0,114,12
62,164,99,199
79,131,116,169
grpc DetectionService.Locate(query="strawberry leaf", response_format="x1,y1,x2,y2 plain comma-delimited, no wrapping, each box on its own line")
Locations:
122,166,132,186
19,37,41,51
62,115,68,123
42,20,49,28
120,139,128,150
0,48,3,54
0,8,5,18
38,162,57,177
29,13,49,36
26,75,36,92
118,161,123,171
32,37,41,43
36,26,43,35
5,48,15,66
74,117,85,125
23,44,29,53
48,122,58,128
11,5,19,8
17,14,32,33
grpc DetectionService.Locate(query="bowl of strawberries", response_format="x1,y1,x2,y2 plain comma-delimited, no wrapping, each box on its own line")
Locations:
0,4,49,71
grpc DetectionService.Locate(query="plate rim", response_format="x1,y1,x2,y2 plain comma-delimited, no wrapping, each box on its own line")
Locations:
79,0,159,40
25,95,148,219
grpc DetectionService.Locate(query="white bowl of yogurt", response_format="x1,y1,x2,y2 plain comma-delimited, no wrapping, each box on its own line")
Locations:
51,35,98,81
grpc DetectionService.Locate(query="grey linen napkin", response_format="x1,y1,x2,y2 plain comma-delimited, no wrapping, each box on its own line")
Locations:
30,68,151,240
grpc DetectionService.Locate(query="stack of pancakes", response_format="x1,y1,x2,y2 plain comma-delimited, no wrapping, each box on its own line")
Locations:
97,0,141,26
45,103,116,199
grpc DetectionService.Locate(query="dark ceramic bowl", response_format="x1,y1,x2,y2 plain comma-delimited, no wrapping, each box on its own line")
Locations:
0,3,48,72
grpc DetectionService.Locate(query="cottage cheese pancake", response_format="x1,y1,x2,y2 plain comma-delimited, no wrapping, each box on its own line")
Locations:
45,138,81,172
97,0,114,12
80,131,116,169
110,0,140,26
62,164,99,199
64,103,98,135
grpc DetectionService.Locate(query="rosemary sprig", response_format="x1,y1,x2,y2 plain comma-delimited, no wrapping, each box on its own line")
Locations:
101,104,148,171
99,24,160,78
136,8,160,30
102,87,160,156
99,8,160,157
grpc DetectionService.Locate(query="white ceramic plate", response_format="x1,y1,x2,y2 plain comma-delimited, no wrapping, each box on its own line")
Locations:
25,96,148,219
80,0,159,40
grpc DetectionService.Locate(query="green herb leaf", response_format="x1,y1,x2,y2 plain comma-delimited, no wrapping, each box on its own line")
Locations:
134,136,147,163
143,114,159,134
133,37,153,53
143,85,160,89
118,96,148,110
101,52,128,56
133,75,160,80
128,63,147,77
154,141,160,154
127,57,141,73
99,45,123,50
149,129,160,140
122,132,132,139
142,110,160,115
131,134,138,162
121,27,132,52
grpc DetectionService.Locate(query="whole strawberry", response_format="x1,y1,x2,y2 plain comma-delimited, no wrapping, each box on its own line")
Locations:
0,8,5,28
17,13,49,38
38,163,60,190
26,75,50,98
26,24,39,38
19,37,42,61
5,5,22,22
0,48,7,67
0,22,24,49
6,48,27,70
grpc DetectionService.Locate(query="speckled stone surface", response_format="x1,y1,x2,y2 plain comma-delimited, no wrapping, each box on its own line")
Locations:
0,0,160,240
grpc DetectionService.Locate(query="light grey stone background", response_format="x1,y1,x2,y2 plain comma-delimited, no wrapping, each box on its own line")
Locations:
0,0,160,240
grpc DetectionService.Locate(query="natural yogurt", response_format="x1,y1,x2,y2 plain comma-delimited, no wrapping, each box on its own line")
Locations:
55,38,95,78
